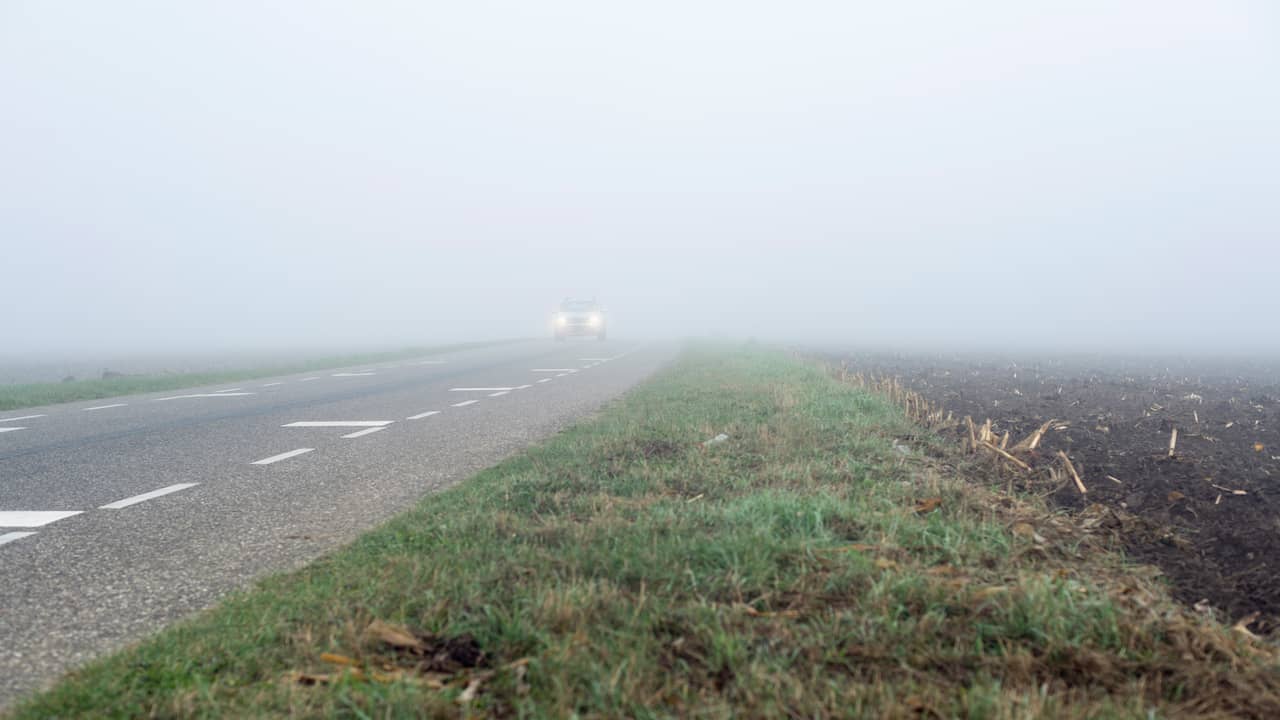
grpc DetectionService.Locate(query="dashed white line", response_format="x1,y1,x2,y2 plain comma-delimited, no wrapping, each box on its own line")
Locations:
83,403,127,411
0,427,25,434
262,382,284,387
580,358,609,361
283,421,393,428
252,448,314,465
515,384,533,390
0,414,46,423
213,388,243,393
342,427,386,439
0,531,37,547
0,511,83,528
100,483,199,510
450,387,514,392
488,391,510,397
556,373,570,378
407,410,440,420
332,372,376,377
609,346,644,361
537,378,552,384
452,400,479,407
154,392,254,401
299,376,321,382
531,368,578,373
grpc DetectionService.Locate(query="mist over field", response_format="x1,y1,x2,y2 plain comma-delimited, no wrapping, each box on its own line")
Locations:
3,1,1278,361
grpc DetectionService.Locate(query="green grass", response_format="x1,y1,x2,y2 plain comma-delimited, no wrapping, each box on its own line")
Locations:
0,341,514,412
9,346,1278,718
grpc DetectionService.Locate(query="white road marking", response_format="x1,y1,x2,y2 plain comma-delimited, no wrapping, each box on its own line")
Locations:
154,392,254,401
252,448,314,465
556,373,570,377
515,384,533,390
283,421,393,428
407,410,440,420
83,403,127,411
342,427,386,439
0,414,46,423
0,531,36,547
299,376,321,382
452,399,479,407
416,360,446,365
0,427,26,434
609,346,644,361
531,368,577,373
537,378,551,384
332,372,376,377
262,382,284,387
213,388,243,393
580,358,609,361
488,391,510,397
450,387,514,392
0,511,82,528
100,483,199,510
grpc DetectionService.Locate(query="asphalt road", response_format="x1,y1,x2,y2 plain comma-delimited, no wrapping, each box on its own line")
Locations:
0,339,673,708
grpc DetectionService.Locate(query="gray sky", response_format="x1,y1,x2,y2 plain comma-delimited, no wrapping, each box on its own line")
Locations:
3,1,1277,354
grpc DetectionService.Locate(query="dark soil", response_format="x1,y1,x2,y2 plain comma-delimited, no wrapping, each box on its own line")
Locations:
828,351,1280,634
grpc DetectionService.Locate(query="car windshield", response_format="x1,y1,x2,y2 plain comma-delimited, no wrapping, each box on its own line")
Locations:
561,301,597,312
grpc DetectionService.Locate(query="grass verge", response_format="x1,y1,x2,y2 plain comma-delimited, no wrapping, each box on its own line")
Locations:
11,345,1279,718
0,341,514,412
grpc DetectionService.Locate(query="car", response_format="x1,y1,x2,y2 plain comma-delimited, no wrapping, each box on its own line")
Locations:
552,298,607,341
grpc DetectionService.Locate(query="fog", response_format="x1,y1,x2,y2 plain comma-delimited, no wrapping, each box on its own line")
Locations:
3,1,1278,360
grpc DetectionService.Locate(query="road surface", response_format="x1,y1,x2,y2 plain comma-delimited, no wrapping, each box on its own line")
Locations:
0,339,672,707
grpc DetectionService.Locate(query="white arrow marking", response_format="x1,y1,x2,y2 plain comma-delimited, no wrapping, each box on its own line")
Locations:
0,531,37,546
154,393,254,401
252,448,314,465
283,421,393,428
101,483,199,509
0,511,82,528
342,427,386,439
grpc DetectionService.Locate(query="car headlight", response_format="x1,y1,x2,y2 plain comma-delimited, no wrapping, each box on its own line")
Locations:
588,314,601,325
556,316,567,326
